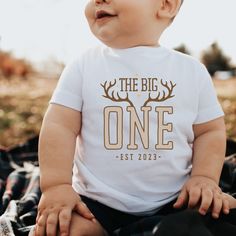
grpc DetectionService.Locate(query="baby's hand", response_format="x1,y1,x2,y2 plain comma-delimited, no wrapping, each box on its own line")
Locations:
34,184,95,236
173,176,230,218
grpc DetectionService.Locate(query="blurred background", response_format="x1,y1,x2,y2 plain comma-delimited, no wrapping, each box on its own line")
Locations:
0,0,236,148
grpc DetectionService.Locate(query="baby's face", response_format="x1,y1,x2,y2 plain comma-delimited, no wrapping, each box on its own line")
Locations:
85,0,161,48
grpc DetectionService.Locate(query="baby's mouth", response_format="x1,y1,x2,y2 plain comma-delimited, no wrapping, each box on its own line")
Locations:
95,10,116,20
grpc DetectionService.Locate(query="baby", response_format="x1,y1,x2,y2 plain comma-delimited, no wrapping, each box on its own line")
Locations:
34,0,235,235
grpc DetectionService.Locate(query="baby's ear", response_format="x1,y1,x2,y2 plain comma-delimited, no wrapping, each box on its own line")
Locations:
157,0,182,19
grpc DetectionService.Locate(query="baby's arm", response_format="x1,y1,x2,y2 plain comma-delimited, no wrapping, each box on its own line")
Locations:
35,104,94,236
174,117,228,218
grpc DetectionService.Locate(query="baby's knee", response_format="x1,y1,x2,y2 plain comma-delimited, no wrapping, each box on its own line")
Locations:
69,212,108,236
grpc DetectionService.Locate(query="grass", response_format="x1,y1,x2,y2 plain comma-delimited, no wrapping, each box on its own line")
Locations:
0,76,57,148
0,76,235,148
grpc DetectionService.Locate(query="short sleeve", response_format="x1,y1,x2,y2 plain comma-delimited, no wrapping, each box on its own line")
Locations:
49,59,83,111
193,64,224,124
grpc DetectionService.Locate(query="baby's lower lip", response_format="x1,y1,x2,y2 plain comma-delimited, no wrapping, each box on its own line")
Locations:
96,15,116,23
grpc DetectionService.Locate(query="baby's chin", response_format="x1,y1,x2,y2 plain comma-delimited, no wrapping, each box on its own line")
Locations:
95,35,127,49
97,36,149,49
100,41,133,49
92,27,155,49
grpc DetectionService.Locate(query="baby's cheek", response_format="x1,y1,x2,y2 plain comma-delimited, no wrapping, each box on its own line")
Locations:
84,1,94,21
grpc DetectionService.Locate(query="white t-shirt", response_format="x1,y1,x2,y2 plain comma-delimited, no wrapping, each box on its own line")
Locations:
50,45,224,216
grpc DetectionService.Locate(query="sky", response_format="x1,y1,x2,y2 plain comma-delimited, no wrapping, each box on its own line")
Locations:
0,0,236,64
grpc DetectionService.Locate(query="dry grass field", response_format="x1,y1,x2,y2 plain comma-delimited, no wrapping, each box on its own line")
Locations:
0,76,235,148
0,76,57,148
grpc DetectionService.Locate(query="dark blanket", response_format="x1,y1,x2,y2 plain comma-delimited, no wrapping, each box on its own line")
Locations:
156,209,236,236
0,137,236,236
112,209,236,236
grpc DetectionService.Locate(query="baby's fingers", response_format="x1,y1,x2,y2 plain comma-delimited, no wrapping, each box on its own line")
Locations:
35,213,47,236
188,187,201,208
211,192,223,218
222,194,230,215
75,200,95,220
58,208,72,236
173,188,188,209
46,211,59,236
199,188,213,215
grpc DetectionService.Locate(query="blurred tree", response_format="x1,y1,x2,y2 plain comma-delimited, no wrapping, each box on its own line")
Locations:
201,42,232,76
0,50,33,79
174,44,191,55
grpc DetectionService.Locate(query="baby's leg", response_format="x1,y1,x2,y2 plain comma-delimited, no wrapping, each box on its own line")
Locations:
28,213,108,236
28,214,108,236
68,212,108,236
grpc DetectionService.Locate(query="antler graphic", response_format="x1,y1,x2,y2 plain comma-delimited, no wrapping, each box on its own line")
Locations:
101,79,134,107
143,79,176,106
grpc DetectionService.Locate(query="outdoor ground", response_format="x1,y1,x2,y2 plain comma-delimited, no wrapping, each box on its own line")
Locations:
0,75,57,148
0,76,235,148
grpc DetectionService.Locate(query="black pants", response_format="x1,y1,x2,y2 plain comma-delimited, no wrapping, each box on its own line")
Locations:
80,195,181,235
